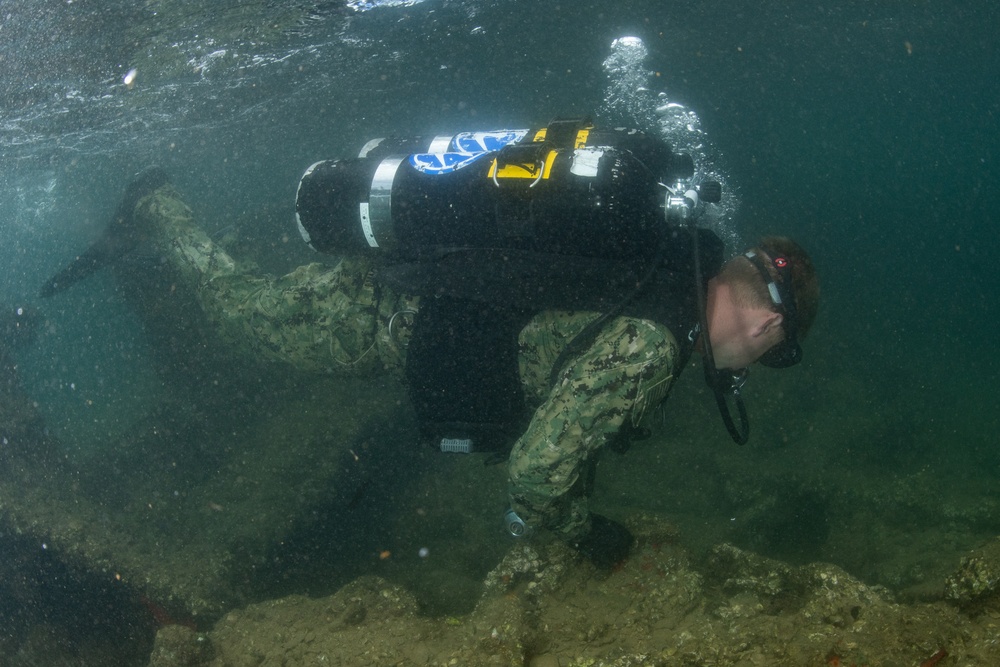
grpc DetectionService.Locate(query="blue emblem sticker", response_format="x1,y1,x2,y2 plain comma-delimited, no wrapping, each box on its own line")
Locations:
409,129,530,175
409,151,491,174
451,129,529,153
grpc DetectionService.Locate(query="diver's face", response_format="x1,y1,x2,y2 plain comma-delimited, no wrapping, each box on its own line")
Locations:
705,278,785,370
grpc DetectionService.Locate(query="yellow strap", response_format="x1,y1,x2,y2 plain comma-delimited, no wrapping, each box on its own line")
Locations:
488,149,558,180
531,127,591,147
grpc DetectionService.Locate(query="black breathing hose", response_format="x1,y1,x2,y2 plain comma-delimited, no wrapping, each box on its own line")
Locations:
690,224,750,445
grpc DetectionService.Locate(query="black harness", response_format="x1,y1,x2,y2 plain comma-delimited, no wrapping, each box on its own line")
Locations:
381,229,724,452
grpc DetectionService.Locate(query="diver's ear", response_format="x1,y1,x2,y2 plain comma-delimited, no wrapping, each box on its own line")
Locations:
751,311,783,339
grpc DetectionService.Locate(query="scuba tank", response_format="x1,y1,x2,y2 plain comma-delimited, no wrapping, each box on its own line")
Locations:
294,118,698,263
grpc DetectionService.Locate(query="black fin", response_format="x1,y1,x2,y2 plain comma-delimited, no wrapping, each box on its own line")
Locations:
40,166,170,298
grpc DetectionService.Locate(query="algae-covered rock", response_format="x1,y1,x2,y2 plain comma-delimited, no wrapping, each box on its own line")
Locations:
145,530,1000,667
945,536,1000,609
706,541,809,602
148,626,213,667
483,540,574,599
209,576,423,665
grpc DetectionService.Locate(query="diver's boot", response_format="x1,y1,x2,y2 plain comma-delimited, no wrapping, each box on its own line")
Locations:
39,166,170,298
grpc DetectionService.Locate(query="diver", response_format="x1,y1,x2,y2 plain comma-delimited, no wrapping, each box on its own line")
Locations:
41,119,819,568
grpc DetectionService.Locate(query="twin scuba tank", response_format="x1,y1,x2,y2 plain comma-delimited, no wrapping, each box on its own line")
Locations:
294,118,708,265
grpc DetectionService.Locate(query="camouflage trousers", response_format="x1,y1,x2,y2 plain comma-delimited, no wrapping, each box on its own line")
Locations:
133,184,681,541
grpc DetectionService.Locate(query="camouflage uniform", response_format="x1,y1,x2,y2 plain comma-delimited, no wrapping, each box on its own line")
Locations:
134,186,415,377
133,184,681,541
